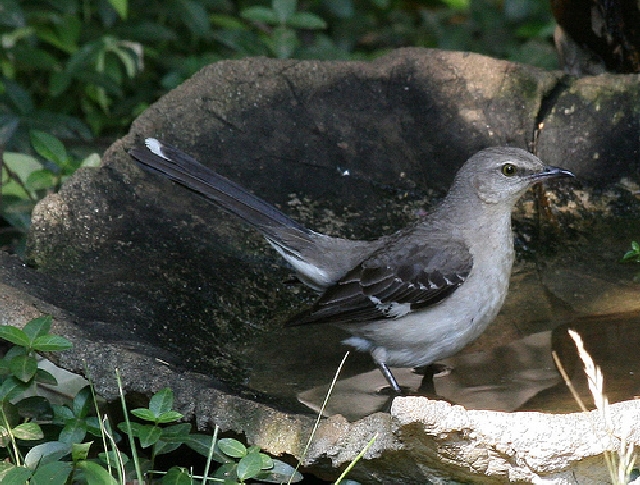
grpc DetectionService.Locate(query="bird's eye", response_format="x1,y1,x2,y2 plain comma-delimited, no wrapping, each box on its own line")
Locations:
501,163,517,176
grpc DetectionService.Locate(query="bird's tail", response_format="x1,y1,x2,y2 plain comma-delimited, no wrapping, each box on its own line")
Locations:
129,138,310,238
129,138,377,289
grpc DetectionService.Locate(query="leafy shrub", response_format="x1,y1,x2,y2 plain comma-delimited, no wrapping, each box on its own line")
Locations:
0,315,303,483
1,131,100,255
1,0,556,147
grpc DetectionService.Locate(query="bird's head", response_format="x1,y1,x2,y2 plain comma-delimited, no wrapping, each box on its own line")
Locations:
451,147,574,205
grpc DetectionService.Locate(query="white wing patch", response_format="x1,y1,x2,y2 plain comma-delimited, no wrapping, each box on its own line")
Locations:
369,296,412,318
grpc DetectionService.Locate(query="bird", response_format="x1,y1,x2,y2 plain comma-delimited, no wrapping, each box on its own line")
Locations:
129,139,574,394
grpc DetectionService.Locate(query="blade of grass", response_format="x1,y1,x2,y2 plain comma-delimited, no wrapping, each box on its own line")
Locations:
288,351,350,485
84,362,117,478
116,368,144,483
557,329,637,485
1,404,22,466
101,413,127,483
201,424,219,485
334,433,378,485
551,351,587,412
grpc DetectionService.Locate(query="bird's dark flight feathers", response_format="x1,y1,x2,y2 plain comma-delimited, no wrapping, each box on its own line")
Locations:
290,238,472,326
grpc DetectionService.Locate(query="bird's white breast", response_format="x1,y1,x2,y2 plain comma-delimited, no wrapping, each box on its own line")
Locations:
343,216,515,368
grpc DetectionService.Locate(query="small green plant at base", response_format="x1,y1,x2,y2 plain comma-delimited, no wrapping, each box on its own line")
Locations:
0,316,303,483
622,241,640,263
621,241,640,282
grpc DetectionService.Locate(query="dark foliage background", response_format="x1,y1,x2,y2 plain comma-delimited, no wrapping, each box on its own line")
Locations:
0,0,556,251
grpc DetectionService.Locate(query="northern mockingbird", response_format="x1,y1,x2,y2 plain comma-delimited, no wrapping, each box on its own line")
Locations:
130,139,573,393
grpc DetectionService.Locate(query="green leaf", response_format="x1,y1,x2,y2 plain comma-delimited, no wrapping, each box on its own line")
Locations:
106,42,141,79
26,169,55,192
0,377,29,402
52,404,75,423
264,458,304,483
0,326,30,347
1,466,33,484
64,39,101,75
2,152,42,190
39,15,82,54
118,420,143,437
9,353,38,382
12,421,44,440
71,386,93,418
130,408,157,422
108,0,127,19
176,0,210,36
49,71,72,97
271,26,298,58
157,411,183,424
22,315,52,342
24,441,70,468
218,437,247,458
183,434,226,461
10,45,59,71
35,368,59,386
258,452,273,469
210,14,246,29
30,131,69,167
159,422,191,441
32,335,73,352
287,12,327,29
59,419,87,444
75,460,118,484
622,251,635,262
241,6,278,24
72,441,93,461
85,416,109,438
30,460,72,485
237,452,263,480
272,0,297,23
153,439,182,456
3,345,26,361
98,449,128,468
622,240,640,262
0,402,20,431
4,80,33,115
148,387,174,416
247,444,261,454
214,462,237,481
138,424,162,448
14,395,52,421
79,153,101,168
162,467,193,485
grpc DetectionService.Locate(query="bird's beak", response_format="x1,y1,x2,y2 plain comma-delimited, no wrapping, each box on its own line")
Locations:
532,166,575,181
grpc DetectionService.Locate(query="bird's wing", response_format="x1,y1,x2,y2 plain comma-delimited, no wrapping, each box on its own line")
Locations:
289,236,473,326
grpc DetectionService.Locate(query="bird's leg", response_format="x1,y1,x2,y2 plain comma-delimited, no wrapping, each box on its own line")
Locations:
416,364,437,396
378,362,402,394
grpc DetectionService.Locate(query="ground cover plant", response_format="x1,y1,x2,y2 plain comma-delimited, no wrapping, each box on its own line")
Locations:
0,316,303,484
